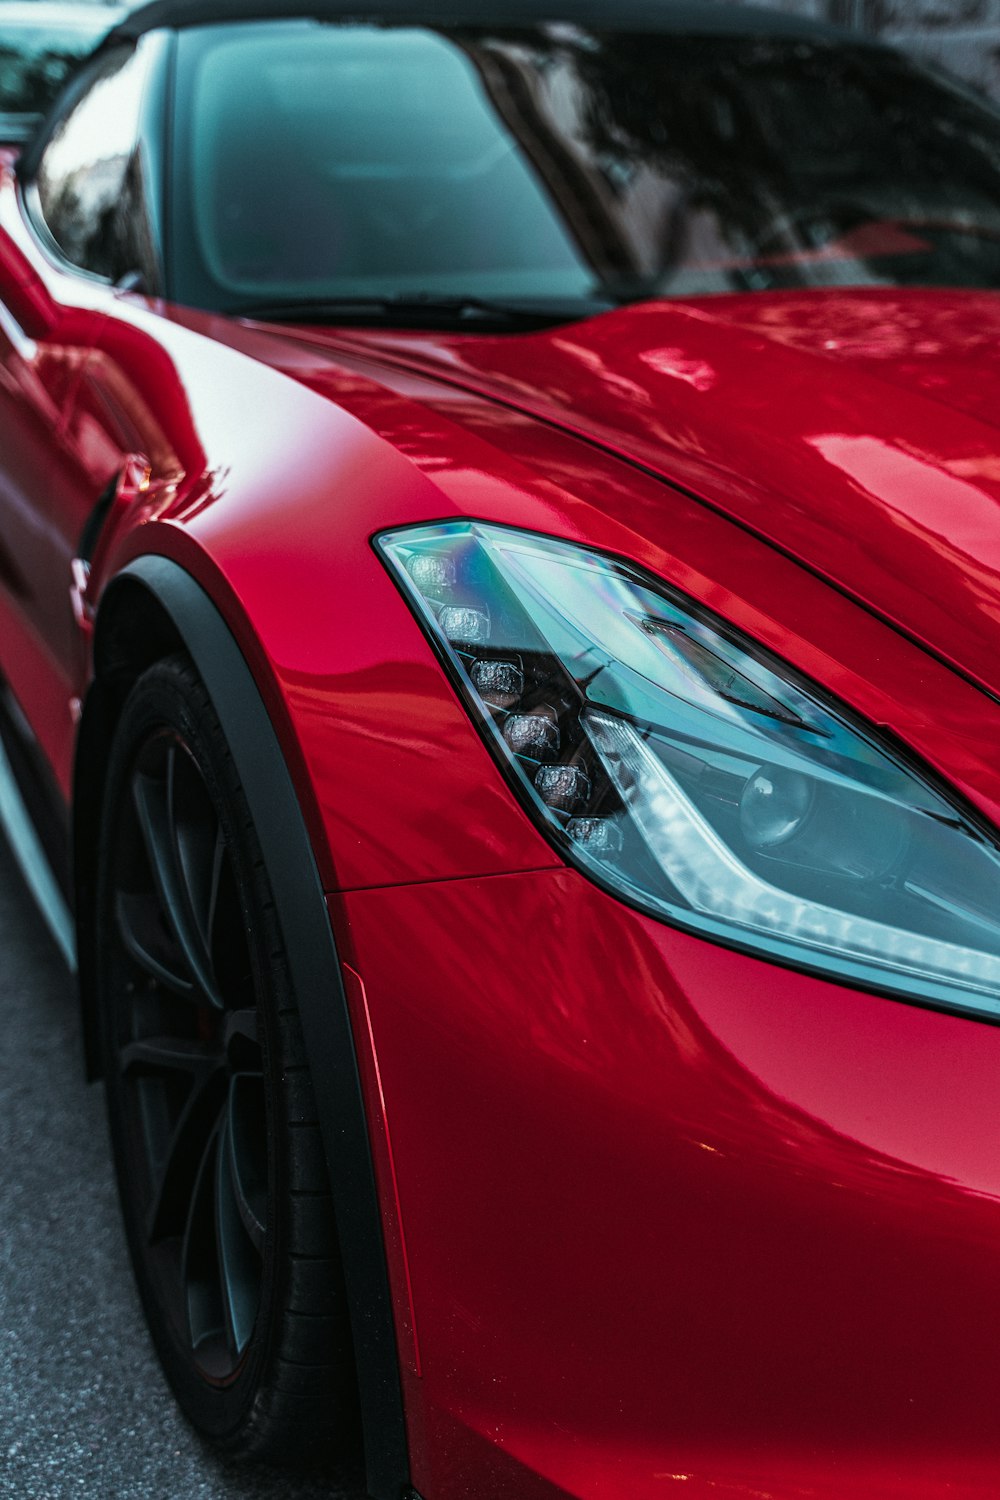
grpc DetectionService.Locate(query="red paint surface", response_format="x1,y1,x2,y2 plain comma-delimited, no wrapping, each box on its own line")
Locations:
340,869,1000,1499
5,143,1000,1496
352,288,1000,702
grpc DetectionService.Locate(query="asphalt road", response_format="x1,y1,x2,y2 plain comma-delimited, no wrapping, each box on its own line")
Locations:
0,830,362,1500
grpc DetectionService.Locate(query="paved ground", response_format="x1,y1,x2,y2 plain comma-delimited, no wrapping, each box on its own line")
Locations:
0,831,361,1500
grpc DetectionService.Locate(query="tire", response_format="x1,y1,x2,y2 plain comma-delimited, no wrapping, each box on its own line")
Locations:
96,653,360,1467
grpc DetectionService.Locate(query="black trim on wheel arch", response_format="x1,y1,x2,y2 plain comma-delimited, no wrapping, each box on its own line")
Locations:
98,555,409,1500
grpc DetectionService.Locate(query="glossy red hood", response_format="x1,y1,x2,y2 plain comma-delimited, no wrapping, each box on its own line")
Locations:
344,289,1000,702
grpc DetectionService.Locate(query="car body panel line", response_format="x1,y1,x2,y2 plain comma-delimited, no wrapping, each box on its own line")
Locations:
328,329,1000,710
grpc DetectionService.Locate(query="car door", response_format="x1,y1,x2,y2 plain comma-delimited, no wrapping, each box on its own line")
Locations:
0,37,163,797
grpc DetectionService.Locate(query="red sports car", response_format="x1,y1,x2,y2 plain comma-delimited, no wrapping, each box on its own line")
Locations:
5,3,1000,1497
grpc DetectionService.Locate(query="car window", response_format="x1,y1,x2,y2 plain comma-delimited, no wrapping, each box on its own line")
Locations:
174,20,1000,319
183,25,588,304
34,42,156,284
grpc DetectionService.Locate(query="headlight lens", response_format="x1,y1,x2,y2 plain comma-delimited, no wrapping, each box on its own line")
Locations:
379,521,1000,1019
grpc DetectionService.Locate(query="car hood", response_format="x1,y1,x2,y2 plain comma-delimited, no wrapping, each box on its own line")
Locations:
330,288,1000,702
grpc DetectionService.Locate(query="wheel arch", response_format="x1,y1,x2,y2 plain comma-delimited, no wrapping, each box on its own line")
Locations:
75,555,411,1500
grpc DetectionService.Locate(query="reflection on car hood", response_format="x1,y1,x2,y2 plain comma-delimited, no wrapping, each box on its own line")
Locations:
337,289,1000,702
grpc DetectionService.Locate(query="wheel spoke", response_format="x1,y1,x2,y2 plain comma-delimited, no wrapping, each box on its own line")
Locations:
145,1062,227,1245
132,751,224,1010
181,1118,226,1355
109,711,271,1383
170,761,227,971
115,890,194,998
227,1073,267,1254
120,1035,220,1076
223,1008,258,1050
215,1112,260,1358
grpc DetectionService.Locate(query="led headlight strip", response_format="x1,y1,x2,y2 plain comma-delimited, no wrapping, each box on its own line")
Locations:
587,709,1000,997
379,521,1000,1019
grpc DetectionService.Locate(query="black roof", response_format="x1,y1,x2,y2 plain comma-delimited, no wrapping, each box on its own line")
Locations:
108,0,851,44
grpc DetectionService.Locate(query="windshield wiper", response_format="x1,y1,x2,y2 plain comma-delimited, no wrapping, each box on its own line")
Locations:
231,293,613,331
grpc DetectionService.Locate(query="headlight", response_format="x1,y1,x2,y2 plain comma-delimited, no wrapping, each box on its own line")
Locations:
378,521,1000,1020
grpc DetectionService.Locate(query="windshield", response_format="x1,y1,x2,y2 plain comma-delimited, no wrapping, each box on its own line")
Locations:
0,15,114,116
172,18,1000,321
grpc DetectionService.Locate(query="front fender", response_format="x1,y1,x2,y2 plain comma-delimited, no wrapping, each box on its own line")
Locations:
76,555,409,1500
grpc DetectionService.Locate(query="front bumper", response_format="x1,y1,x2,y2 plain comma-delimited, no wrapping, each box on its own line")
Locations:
331,866,1000,1500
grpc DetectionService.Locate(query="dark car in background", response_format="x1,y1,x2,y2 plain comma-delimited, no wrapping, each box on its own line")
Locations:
0,2,122,144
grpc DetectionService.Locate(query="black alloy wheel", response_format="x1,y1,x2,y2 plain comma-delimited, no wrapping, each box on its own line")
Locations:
97,654,360,1465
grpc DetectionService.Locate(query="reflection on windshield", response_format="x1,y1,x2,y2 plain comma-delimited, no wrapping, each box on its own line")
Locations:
178,20,1000,318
